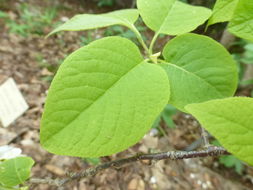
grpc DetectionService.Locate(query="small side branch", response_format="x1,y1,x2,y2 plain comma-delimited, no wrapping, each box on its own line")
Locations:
201,127,210,147
29,146,229,187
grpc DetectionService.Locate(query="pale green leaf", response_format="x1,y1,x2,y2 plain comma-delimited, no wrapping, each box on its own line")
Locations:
0,157,34,187
48,9,139,36
40,37,170,157
137,0,211,35
228,0,253,42
161,33,238,111
137,0,176,32
208,0,239,26
185,97,253,166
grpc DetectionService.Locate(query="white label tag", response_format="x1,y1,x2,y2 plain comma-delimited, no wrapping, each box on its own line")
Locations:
0,78,29,127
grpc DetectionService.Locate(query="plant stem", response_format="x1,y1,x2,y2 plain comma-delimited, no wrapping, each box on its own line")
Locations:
158,125,168,138
29,146,229,187
129,24,149,54
201,127,210,147
149,32,159,55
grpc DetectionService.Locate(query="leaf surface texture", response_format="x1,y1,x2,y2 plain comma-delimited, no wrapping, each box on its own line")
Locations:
186,97,253,165
228,0,253,42
0,157,34,187
161,33,237,111
40,37,170,157
137,0,211,35
48,9,139,36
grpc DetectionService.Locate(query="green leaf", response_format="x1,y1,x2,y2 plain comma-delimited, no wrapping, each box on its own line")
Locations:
0,185,28,190
0,185,23,190
240,79,253,86
151,114,162,129
161,33,238,112
137,0,176,33
48,9,139,36
228,0,253,42
137,0,211,35
40,37,170,157
241,44,253,64
213,139,244,175
152,105,177,129
162,105,177,128
208,0,239,26
83,157,101,165
185,97,253,166
0,11,9,19
219,155,244,175
0,157,34,187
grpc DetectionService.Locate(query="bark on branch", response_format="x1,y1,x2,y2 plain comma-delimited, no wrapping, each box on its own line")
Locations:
29,146,229,187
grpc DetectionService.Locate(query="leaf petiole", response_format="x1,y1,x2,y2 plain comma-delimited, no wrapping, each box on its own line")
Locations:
128,24,149,55
149,32,159,56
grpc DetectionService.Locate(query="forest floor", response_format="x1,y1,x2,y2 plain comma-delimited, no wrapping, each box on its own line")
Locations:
0,0,253,189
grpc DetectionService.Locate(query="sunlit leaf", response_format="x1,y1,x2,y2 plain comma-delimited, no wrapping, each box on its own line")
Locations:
161,33,237,111
208,0,239,26
137,0,211,35
186,97,253,166
40,37,170,157
48,9,139,36
228,0,253,42
0,157,34,187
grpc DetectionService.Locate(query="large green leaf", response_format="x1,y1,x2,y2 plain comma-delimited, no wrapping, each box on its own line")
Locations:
228,0,253,42
40,37,170,157
185,97,253,165
48,9,139,36
0,157,34,187
137,0,176,32
137,0,211,35
208,0,239,26
161,33,238,112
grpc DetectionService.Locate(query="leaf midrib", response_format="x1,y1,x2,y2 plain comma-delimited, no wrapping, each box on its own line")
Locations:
43,60,145,144
157,0,176,34
14,158,23,185
51,10,138,35
166,63,223,97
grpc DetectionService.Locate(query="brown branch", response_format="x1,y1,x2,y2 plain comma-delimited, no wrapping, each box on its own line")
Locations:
220,30,235,49
29,146,229,187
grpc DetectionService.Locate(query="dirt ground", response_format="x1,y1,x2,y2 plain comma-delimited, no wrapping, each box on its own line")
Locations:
1,0,253,189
